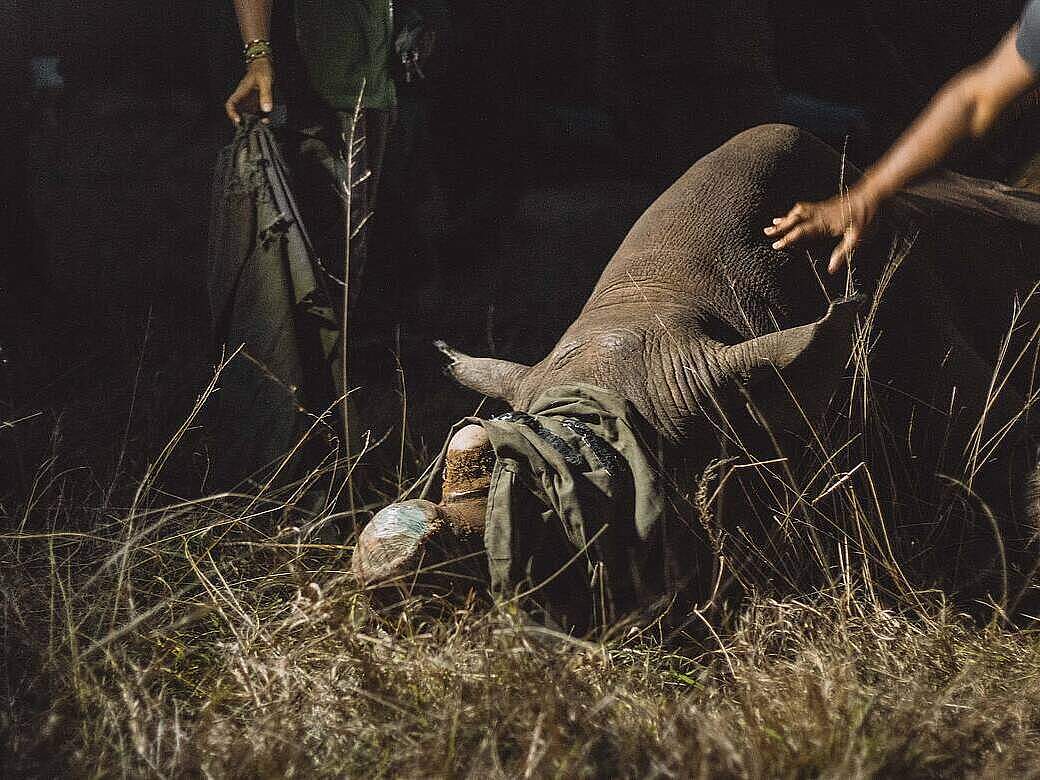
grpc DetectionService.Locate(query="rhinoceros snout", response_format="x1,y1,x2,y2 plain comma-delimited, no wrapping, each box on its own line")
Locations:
352,424,495,596
352,499,444,587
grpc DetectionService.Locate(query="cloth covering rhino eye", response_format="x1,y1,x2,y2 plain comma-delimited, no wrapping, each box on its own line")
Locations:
560,418,623,478
491,412,621,478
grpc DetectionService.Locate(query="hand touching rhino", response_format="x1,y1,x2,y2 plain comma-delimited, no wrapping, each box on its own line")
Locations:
765,189,879,274
765,21,1039,274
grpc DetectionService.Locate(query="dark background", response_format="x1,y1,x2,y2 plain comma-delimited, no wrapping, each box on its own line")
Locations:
2,0,1035,499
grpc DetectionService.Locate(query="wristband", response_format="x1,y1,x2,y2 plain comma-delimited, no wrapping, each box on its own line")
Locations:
243,39,274,65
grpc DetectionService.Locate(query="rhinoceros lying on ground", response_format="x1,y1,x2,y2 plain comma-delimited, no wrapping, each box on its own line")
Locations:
353,124,1040,627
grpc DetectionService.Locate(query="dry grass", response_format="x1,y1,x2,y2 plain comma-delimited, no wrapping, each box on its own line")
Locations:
7,241,1040,777
6,381,1040,779
5,475,1040,779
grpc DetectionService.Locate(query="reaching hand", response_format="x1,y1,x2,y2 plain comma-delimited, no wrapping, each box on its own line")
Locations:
225,57,275,125
764,189,879,274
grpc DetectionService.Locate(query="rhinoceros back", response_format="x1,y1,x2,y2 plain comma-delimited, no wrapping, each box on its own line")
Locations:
588,124,856,338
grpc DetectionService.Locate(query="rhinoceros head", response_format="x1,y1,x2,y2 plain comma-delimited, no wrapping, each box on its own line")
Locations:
434,298,863,441
356,298,863,595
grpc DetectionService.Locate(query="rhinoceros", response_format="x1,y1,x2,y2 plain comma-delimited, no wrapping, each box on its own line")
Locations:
353,124,1040,628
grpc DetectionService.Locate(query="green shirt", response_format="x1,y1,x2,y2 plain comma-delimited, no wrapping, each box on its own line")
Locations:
293,0,396,110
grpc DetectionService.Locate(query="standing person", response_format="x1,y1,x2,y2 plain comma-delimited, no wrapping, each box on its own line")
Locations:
211,1,397,489
225,0,396,312
766,1,1040,274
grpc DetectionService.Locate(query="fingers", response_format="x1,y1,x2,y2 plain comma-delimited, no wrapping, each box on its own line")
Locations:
224,78,251,124
766,196,865,271
827,229,859,275
764,203,820,249
258,74,274,115
764,202,808,236
770,208,825,251
225,68,275,125
771,222,813,250
225,95,243,125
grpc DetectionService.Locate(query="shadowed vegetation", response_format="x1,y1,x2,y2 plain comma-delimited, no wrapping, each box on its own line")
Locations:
6,291,1040,777
5,479,1040,777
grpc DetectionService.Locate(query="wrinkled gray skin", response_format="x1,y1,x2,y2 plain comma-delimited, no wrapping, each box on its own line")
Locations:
442,124,871,442
357,123,1040,595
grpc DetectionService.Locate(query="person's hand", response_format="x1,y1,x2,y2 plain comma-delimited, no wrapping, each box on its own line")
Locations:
225,57,274,125
764,189,879,274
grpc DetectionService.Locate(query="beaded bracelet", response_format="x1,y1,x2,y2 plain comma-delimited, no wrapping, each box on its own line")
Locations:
243,39,274,64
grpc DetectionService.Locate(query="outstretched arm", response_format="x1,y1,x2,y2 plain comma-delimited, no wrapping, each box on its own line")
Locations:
765,27,1038,274
225,0,275,124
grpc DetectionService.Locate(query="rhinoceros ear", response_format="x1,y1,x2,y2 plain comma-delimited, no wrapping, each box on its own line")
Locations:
715,296,864,427
435,340,531,405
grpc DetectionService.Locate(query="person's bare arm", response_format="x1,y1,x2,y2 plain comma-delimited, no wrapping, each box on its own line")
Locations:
225,0,274,124
765,27,1038,273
